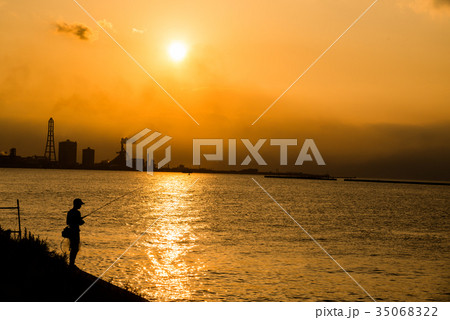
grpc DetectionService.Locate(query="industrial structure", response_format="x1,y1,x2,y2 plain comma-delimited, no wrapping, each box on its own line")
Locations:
1,118,143,171
44,118,56,162
109,137,128,168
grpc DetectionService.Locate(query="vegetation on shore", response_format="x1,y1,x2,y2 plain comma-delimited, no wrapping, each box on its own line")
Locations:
0,226,146,302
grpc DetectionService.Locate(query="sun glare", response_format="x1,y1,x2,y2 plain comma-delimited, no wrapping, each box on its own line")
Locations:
168,42,187,62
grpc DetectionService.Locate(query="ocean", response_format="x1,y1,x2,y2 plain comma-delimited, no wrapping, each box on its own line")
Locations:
0,168,448,301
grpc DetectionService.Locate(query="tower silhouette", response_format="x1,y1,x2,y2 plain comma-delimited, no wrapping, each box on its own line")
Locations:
44,117,56,162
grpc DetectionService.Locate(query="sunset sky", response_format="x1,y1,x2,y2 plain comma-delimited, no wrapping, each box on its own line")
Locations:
0,0,449,179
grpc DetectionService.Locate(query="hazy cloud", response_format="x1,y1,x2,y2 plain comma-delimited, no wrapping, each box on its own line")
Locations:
55,22,93,41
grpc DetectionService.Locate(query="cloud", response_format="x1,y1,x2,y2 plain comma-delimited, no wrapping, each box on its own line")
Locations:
434,0,450,7
132,28,144,34
400,0,450,16
55,22,93,41
98,19,115,32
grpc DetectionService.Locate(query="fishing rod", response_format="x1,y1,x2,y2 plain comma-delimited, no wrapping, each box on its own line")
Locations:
80,185,143,219
61,184,144,253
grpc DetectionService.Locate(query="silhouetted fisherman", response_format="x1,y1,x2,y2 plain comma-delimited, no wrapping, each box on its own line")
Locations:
67,198,85,268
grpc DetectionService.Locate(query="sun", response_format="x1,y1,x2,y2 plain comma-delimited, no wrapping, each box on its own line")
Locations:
168,41,187,62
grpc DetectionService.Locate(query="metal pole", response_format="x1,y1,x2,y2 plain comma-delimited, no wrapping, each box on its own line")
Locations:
17,199,21,239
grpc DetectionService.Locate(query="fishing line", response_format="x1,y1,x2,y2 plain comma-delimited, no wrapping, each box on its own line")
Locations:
81,184,144,219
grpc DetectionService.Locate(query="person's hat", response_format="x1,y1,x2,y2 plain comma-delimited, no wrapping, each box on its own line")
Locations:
73,198,85,206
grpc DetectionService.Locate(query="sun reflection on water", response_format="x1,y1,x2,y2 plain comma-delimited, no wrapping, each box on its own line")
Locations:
133,176,203,301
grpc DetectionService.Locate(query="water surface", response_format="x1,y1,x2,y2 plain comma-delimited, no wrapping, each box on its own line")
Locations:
0,168,448,301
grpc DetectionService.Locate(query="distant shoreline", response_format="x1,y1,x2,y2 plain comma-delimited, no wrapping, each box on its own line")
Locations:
0,164,330,178
1,166,449,185
344,178,450,186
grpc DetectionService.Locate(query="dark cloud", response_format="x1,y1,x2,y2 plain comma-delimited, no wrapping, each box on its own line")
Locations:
402,0,450,15
55,22,93,41
434,0,450,7
322,122,450,181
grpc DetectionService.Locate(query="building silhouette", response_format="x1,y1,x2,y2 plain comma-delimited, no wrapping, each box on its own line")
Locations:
59,140,77,167
82,147,95,168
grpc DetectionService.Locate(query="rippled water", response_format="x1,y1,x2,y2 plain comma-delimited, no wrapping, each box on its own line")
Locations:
0,168,449,301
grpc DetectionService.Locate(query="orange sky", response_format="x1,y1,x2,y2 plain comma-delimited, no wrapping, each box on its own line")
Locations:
0,0,449,179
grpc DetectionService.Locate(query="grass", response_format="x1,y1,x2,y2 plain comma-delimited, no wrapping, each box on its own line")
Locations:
0,226,147,302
